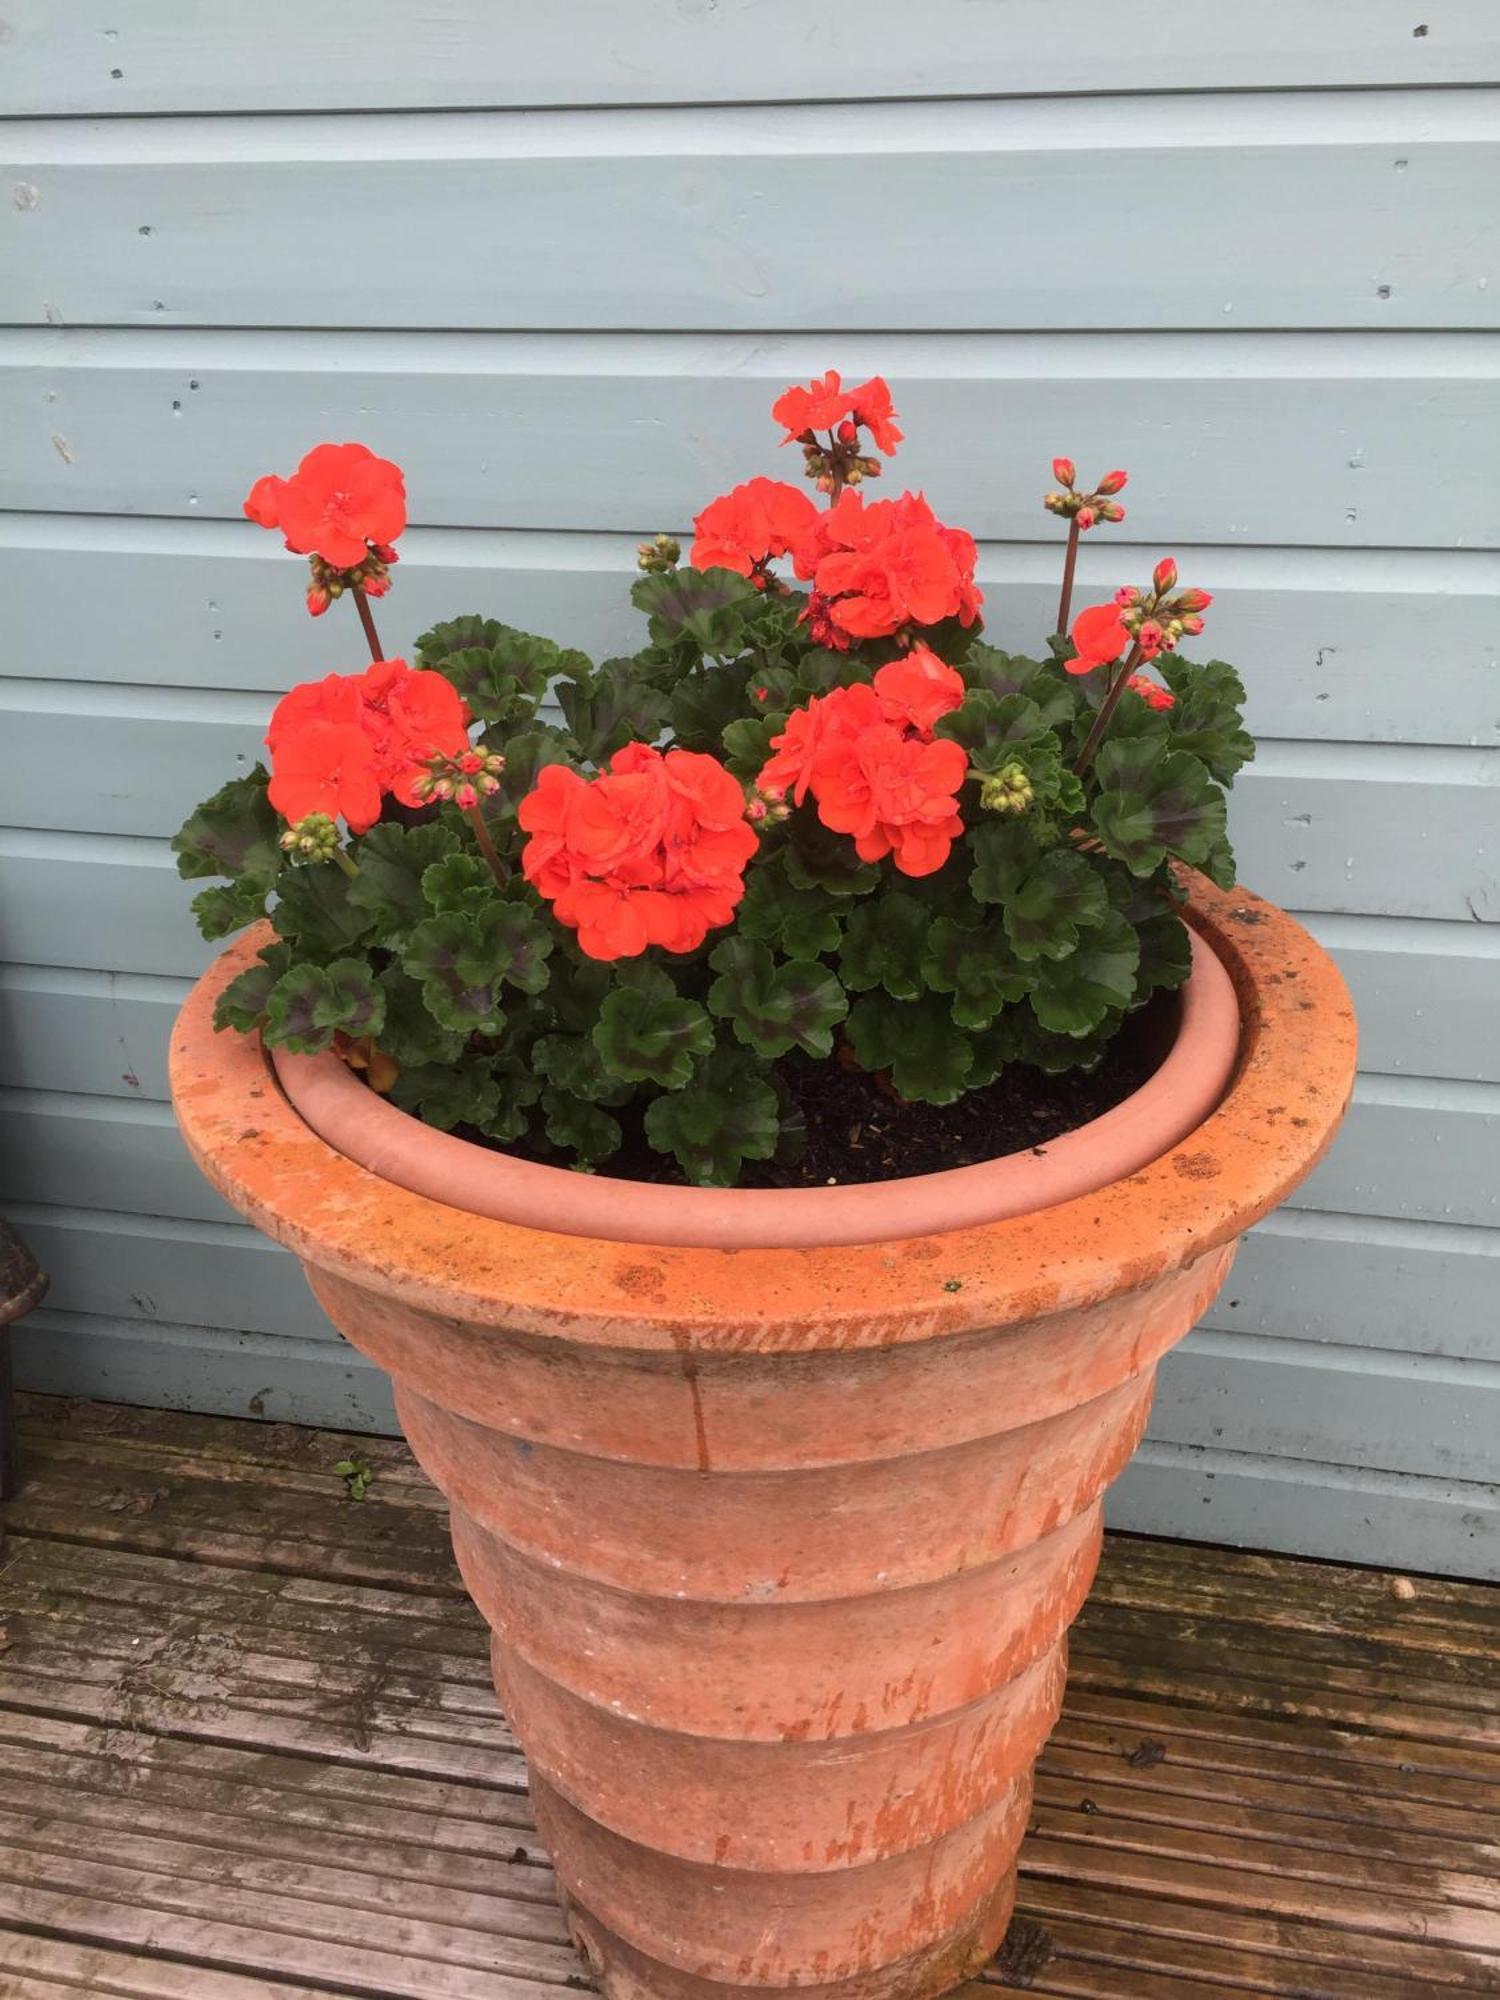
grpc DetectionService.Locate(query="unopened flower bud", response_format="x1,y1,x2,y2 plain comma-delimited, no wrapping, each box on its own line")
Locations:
636,531,681,574
1096,469,1128,496
479,771,501,795
328,579,344,599
454,783,479,810
1052,457,1077,488
1043,491,1066,514
1113,585,1140,608
746,799,768,822
1153,557,1179,595
371,543,399,566
979,761,1035,816
859,455,881,477
362,570,391,598
1076,506,1097,531
278,812,340,862
845,466,864,485
306,585,331,617
1176,587,1213,614
458,749,484,774
816,475,833,493
836,419,859,445
1137,619,1167,659
1179,613,1205,635
1098,500,1126,522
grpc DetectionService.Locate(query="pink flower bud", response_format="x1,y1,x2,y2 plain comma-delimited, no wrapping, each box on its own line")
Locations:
746,799,768,822
816,475,833,494
480,772,501,795
1179,613,1205,635
362,571,391,598
1096,469,1128,496
1153,557,1178,594
1076,506,1097,531
1052,457,1077,488
458,749,484,774
454,783,479,810
1137,619,1167,659
1098,500,1125,522
306,586,331,617
1113,586,1138,607
1177,587,1213,613
836,420,859,445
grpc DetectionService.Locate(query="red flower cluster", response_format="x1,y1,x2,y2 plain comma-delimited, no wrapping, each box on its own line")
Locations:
519,745,758,961
245,443,406,571
771,372,903,454
758,649,968,877
690,477,819,583
266,658,469,834
794,489,982,643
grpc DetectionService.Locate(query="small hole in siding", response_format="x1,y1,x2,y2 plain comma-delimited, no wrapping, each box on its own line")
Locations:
110,66,123,78
1413,22,1429,35
188,379,200,390
1376,284,1392,299
137,224,152,235
171,399,181,413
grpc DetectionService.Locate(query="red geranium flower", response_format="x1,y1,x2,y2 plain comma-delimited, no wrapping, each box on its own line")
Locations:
266,658,471,829
801,491,982,641
847,376,903,455
759,683,884,806
519,744,756,961
1068,603,1130,674
242,442,406,570
690,477,820,581
1128,673,1175,711
267,720,383,835
873,645,965,738
772,370,855,440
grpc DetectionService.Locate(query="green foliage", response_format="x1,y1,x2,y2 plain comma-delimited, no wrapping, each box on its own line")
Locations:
184,519,1248,1188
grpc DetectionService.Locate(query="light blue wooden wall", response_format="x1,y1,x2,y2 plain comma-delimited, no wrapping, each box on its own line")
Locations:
2,3,1497,1576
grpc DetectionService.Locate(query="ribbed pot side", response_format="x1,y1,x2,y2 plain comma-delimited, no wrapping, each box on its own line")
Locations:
171,880,1356,2000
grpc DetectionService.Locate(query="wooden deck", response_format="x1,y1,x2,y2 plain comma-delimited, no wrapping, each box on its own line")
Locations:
0,1396,1496,2000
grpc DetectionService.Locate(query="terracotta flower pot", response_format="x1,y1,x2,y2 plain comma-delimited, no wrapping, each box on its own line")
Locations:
172,876,1355,2000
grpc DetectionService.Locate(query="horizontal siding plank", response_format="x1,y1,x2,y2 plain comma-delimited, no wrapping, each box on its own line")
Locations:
13,1194,1496,1376
6,327,1497,550
3,1203,333,1346
1202,1210,1500,1361
0,1072,1490,1232
1150,1330,1500,1483
1302,915,1500,1084
11,1309,397,1433
5,690,1493,923
0,831,208,979
5,515,1495,749
4,94,1496,331
7,1,1497,113
0,964,187,1098
1113,1442,1500,1581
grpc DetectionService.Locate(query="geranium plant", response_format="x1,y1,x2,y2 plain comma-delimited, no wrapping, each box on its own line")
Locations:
174,382,1251,1186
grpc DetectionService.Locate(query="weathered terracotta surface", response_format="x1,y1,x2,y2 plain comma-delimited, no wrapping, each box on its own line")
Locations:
171,878,1356,2000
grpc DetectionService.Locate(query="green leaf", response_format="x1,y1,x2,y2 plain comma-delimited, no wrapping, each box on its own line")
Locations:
421,852,496,916
1159,656,1255,785
1134,907,1195,998
273,863,377,955
1003,849,1111,962
542,1088,622,1166
402,902,553,1035
532,1033,634,1106
707,938,848,1060
935,691,1053,774
736,861,844,959
844,994,974,1106
262,965,336,1054
962,647,1077,731
374,966,469,1067
485,727,579,819
921,916,1032,1030
1028,910,1141,1037
192,878,271,941
415,616,590,729
545,953,614,1034
212,943,292,1034
967,820,1041,906
172,768,282,885
593,985,714,1089
314,957,385,1039
838,891,932,999
669,663,751,752
782,809,879,897
555,673,671,765
1090,741,1230,878
643,1045,780,1186
631,565,758,655
348,821,459,931
391,1061,500,1132
478,1054,544,1142
721,713,784,780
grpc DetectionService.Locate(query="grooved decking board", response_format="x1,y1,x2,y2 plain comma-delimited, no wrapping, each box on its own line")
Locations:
2,1396,1498,1999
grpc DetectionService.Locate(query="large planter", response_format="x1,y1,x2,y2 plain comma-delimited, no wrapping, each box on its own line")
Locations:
172,875,1355,2000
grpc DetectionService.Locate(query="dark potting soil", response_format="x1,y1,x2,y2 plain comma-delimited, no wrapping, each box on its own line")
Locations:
491,987,1179,1189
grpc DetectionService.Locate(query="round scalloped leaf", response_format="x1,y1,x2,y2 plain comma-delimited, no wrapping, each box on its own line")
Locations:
1003,849,1111,962
845,993,975,1105
921,916,1033,1030
172,767,282,886
1027,909,1141,1037
1089,741,1230,879
707,938,849,1060
542,1088,623,1167
838,891,933,999
642,1045,780,1186
593,985,714,1089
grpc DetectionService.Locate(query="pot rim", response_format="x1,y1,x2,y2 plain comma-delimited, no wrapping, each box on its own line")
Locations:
169,874,1357,1352
269,926,1238,1252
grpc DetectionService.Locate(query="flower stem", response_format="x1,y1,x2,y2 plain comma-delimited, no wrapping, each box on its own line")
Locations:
351,586,384,663
1073,643,1143,775
1055,519,1081,638
467,804,508,887
331,846,360,881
